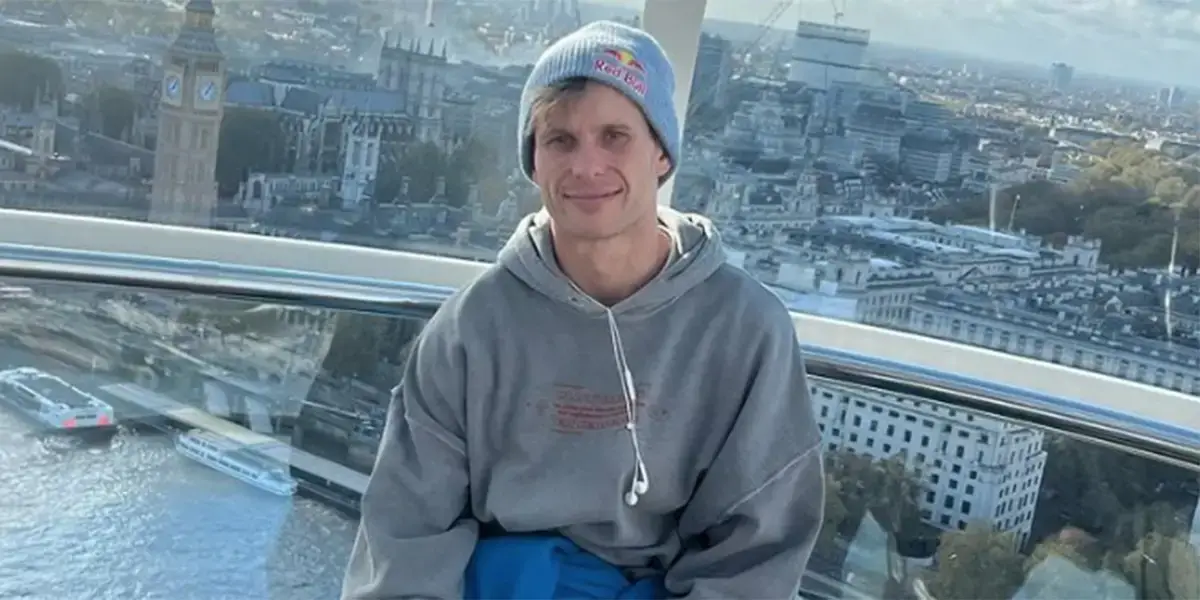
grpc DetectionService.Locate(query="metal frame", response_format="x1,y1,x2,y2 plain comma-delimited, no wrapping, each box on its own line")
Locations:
0,241,450,315
2,238,1199,471
2,208,1199,437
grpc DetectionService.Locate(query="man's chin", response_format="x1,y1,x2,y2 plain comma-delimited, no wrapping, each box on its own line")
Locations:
552,217,625,242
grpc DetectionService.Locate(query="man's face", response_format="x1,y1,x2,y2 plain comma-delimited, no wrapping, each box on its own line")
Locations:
531,82,671,242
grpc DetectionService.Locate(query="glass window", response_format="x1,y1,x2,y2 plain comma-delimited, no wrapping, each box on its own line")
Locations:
669,0,1199,397
0,278,430,598
809,368,1199,600
2,0,1190,396
3,0,1199,597
0,278,1193,599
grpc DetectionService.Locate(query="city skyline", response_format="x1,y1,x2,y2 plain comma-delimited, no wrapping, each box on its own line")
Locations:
590,0,1195,87
0,1,1197,597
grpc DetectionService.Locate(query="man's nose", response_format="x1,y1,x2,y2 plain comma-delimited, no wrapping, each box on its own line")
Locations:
567,142,608,178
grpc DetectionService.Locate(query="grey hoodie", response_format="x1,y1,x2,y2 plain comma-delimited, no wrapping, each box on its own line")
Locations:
342,207,824,599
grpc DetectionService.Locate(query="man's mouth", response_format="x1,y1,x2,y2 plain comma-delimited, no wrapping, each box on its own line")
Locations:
563,188,623,201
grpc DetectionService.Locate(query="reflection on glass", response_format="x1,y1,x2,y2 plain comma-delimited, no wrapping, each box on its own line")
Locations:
0,279,1194,598
809,373,1200,600
0,278,428,599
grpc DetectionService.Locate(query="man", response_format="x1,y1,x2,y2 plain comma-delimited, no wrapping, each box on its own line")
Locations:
342,20,824,599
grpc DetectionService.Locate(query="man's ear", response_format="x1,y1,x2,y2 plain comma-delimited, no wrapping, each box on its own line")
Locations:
654,148,670,179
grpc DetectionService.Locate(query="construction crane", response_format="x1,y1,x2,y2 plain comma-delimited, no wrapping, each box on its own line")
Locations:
687,0,794,120
830,0,846,24
744,0,795,53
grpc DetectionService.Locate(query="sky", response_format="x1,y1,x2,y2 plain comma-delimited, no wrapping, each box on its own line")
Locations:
592,0,1199,86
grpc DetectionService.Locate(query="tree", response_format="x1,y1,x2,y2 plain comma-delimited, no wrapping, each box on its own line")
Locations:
1122,533,1200,599
84,86,137,140
1035,434,1197,547
373,135,510,210
867,453,924,538
823,450,923,537
926,143,1200,270
815,447,928,588
925,525,1025,600
215,107,288,197
0,50,62,110
1152,176,1187,207
445,138,498,206
376,140,445,204
1020,527,1134,599
825,449,875,526
819,473,850,548
1032,435,1124,543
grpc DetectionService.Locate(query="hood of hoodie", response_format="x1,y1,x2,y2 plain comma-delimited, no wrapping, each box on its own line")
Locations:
495,206,726,318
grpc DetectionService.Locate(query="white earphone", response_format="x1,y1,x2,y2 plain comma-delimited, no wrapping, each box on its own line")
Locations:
604,309,652,508
624,474,650,506
623,421,650,506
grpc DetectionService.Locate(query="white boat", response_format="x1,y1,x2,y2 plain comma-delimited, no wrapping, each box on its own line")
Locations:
0,367,116,430
175,429,297,497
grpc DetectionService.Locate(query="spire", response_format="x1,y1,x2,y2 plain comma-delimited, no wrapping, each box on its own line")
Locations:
171,0,221,56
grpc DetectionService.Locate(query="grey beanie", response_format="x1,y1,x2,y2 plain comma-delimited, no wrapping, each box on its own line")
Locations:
518,20,680,186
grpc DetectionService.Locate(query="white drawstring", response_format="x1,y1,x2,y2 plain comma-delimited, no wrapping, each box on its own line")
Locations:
605,308,650,507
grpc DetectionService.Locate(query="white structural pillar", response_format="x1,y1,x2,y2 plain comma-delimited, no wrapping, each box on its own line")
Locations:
640,0,707,206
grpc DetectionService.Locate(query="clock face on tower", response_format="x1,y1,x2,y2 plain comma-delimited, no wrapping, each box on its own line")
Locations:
198,79,216,101
162,69,184,107
193,74,222,110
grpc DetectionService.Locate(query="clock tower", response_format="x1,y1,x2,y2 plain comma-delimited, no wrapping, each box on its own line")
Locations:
149,0,225,228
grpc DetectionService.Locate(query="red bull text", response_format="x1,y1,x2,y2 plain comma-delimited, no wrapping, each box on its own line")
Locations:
595,48,648,97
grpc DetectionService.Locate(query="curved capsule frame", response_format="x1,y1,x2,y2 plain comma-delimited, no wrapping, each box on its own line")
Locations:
1,208,1198,471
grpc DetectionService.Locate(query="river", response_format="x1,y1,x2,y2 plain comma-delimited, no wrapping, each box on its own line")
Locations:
0,342,359,600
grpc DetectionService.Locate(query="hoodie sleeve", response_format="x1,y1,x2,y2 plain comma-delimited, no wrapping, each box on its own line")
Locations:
341,307,478,600
665,302,825,599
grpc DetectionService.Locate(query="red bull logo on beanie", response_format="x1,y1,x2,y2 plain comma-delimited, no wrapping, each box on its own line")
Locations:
594,47,648,97
603,48,645,72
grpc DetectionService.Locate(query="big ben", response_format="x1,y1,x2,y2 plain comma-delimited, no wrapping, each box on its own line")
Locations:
149,0,224,228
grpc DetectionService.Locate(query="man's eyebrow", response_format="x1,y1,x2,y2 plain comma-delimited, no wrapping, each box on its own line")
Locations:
539,126,572,139
604,122,634,132
539,121,637,139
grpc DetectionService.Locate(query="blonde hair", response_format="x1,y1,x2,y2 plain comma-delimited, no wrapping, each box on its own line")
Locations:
524,77,665,154
525,77,590,140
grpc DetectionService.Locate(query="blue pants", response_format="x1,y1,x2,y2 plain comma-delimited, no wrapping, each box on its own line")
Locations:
465,536,667,599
